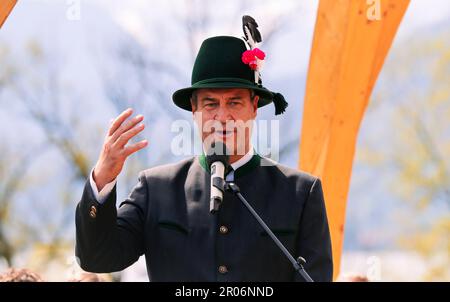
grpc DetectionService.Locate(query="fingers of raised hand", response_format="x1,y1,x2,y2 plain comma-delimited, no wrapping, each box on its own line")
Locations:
123,140,149,157
103,109,147,160
110,115,144,142
114,123,146,149
108,108,133,136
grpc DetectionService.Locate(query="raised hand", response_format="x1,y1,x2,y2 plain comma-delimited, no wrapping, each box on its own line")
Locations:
93,108,148,191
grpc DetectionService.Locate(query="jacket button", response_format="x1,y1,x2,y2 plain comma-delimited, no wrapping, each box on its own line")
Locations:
89,205,97,218
218,265,228,274
219,225,229,234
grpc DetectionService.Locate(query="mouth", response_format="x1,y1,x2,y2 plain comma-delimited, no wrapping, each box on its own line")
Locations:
214,130,235,138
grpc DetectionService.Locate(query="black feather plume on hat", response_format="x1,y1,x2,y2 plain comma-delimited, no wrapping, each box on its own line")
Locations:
242,15,262,45
242,15,288,115
273,92,288,115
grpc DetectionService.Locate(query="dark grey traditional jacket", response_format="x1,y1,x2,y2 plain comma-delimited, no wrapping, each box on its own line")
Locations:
75,154,333,281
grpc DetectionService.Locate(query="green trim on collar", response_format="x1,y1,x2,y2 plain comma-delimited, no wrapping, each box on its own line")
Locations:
234,154,261,179
198,152,261,179
199,153,209,172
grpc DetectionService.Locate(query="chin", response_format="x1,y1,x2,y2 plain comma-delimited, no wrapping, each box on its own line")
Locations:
203,133,245,156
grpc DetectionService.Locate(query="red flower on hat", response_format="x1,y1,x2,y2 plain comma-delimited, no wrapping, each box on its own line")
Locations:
242,48,266,71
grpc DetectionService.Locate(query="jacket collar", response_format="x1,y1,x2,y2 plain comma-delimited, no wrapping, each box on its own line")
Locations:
198,149,261,179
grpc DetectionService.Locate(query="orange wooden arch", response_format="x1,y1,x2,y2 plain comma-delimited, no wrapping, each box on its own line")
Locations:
0,0,17,28
299,0,410,280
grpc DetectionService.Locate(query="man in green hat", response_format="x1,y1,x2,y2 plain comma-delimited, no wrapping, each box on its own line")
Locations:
75,29,332,281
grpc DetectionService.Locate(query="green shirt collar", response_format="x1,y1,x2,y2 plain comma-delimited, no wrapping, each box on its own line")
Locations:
198,151,261,179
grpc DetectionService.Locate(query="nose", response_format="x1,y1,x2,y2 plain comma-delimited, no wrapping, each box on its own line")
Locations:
214,105,232,123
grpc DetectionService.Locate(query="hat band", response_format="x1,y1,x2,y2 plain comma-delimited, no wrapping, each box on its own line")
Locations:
192,77,256,87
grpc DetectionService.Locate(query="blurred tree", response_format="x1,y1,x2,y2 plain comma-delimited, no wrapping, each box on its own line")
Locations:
0,148,27,266
0,142,49,266
0,39,92,271
360,28,450,281
0,0,304,279
12,40,91,180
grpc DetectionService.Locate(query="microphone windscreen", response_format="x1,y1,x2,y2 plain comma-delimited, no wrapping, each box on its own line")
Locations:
205,141,230,169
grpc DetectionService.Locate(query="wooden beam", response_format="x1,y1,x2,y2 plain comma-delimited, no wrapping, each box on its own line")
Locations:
299,0,409,280
0,0,17,28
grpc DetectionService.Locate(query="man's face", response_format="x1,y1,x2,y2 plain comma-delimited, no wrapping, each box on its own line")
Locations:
191,88,259,157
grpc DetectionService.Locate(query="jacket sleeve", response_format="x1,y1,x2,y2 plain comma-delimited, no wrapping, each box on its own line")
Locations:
294,177,333,282
75,172,148,273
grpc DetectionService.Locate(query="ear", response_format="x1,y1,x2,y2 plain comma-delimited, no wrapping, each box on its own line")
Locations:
252,95,259,112
190,98,197,114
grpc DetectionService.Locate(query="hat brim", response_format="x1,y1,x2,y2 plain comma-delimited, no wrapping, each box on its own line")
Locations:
172,79,273,112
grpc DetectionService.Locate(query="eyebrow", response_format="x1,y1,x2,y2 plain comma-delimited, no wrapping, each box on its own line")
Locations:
201,96,219,102
200,93,247,102
228,96,244,100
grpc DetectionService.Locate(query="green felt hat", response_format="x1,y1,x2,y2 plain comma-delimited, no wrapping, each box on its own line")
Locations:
172,36,288,115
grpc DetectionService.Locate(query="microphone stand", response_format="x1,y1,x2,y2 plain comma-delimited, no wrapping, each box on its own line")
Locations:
214,179,314,282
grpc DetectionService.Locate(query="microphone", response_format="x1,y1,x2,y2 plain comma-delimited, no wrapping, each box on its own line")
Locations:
205,141,230,214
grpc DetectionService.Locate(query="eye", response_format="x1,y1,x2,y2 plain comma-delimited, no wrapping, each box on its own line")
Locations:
204,103,218,109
